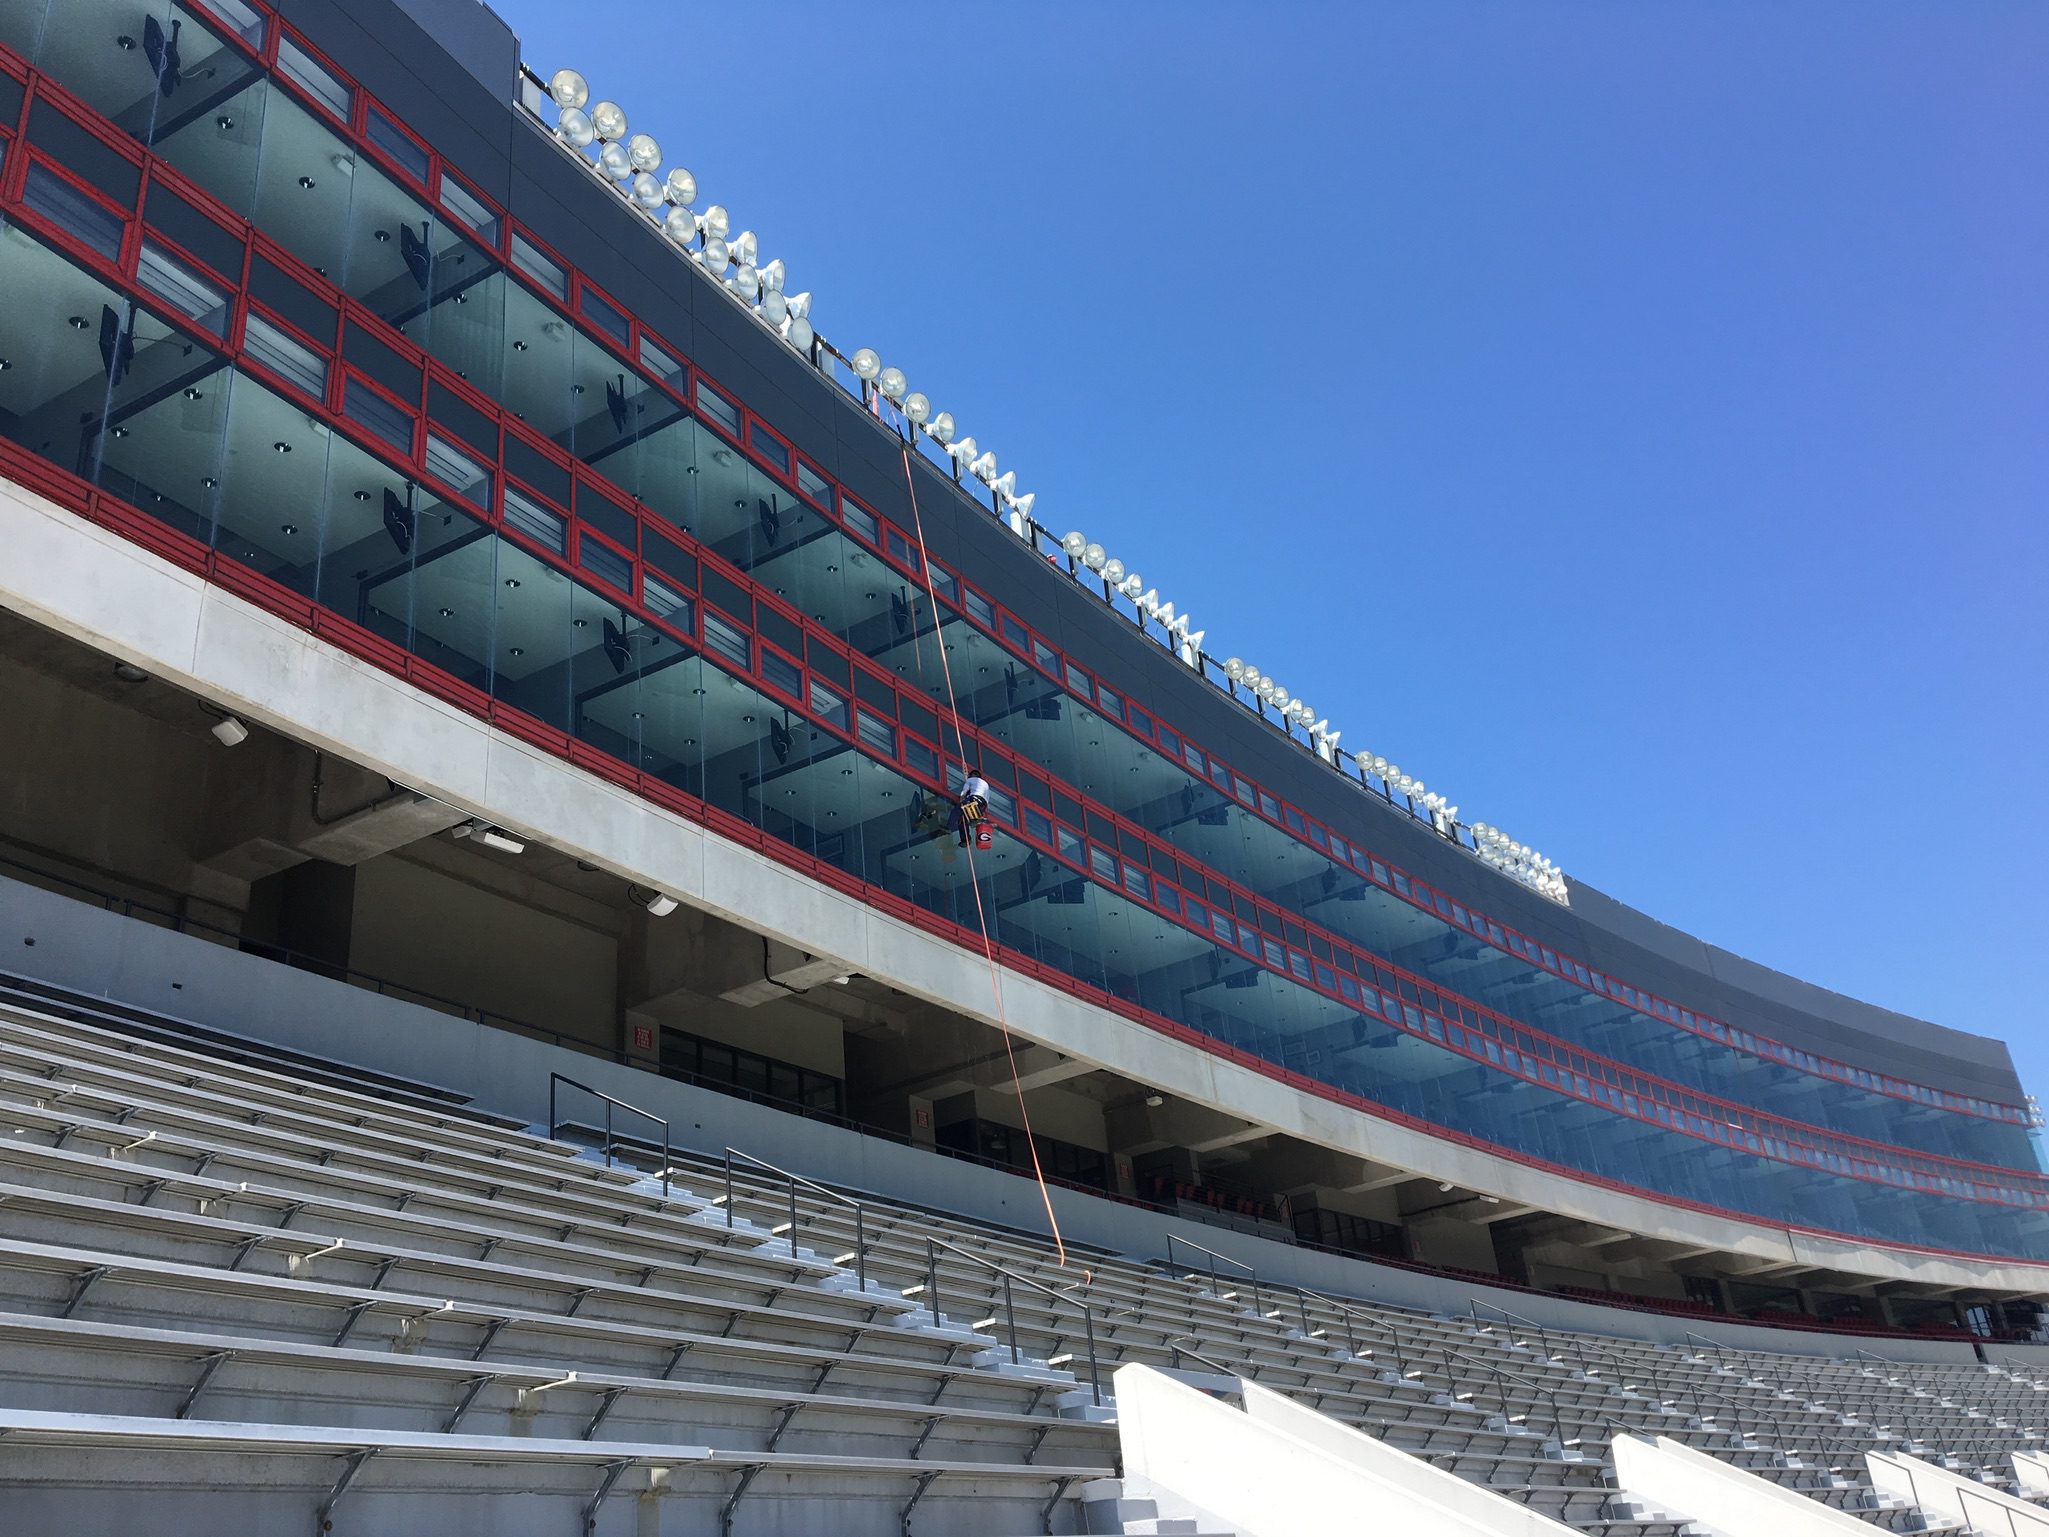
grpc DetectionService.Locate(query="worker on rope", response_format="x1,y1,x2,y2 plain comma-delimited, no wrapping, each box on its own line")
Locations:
952,765,991,849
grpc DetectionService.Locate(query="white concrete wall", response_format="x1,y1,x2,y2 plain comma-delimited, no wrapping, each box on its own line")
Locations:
3,474,2045,1299
1611,1434,1871,1537
1116,1364,1544,1537
1241,1381,1576,1537
2012,1450,2049,1499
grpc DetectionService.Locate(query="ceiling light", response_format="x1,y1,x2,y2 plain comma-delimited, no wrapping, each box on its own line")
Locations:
112,662,150,684
454,819,525,855
629,883,679,917
1145,1092,1165,1108
210,714,250,747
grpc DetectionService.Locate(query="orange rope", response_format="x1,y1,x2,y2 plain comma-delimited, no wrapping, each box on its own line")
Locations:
899,441,1069,1268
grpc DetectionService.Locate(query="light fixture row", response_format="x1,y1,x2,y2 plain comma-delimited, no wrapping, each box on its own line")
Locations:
532,66,1567,905
1059,531,1203,666
1221,657,1329,749
544,71,814,356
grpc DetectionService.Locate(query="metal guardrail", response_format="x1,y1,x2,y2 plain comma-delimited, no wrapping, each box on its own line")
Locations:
1165,1232,1264,1317
910,1234,1105,1408
719,1146,869,1295
547,1074,670,1197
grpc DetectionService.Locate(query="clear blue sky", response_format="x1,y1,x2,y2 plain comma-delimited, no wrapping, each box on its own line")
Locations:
498,3,2049,1090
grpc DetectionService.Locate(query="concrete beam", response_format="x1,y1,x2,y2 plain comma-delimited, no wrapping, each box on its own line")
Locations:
989,1051,1098,1096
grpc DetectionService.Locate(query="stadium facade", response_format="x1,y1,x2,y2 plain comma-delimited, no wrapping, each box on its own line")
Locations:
0,0,2040,1338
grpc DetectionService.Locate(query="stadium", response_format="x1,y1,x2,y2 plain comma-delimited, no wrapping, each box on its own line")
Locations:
0,0,2041,1531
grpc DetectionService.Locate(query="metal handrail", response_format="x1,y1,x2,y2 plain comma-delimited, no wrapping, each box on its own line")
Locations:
547,1074,670,1197
1164,1233,1263,1318
1273,1282,1409,1376
1432,1341,1588,1452
719,1147,869,1294
914,1234,1104,1407
1684,1328,1737,1374
1958,1481,2049,1537
1167,1337,1241,1380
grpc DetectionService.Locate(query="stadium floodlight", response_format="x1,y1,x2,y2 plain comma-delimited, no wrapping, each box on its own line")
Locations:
990,469,1017,499
968,450,998,481
785,315,814,353
549,69,589,109
598,140,630,178
903,392,931,424
626,133,661,171
731,229,759,267
851,348,882,381
1101,557,1126,583
878,366,908,400
759,290,788,325
630,171,663,209
664,168,697,206
759,258,785,292
947,435,979,466
1062,531,1088,557
731,265,761,300
1011,491,1035,519
698,204,730,241
700,235,729,271
786,290,812,319
590,100,626,141
662,206,695,243
558,107,594,147
1119,572,1143,598
926,411,956,445
1082,543,1108,572
1224,657,1246,681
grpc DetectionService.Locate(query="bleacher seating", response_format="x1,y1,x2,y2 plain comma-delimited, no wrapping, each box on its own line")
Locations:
0,996,2046,1535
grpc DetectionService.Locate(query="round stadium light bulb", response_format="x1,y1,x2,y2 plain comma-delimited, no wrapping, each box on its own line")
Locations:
760,290,788,325
851,348,882,381
1102,557,1125,583
731,230,759,268
732,264,760,299
558,106,595,148
630,171,664,209
927,411,956,445
1063,531,1088,556
1120,573,1144,597
969,450,998,481
785,316,815,353
663,206,695,243
759,258,785,293
549,69,590,110
626,133,662,172
786,290,812,320
699,204,731,241
1013,492,1036,519
947,435,978,464
598,140,631,178
991,469,1018,498
879,366,909,400
700,235,729,270
590,100,627,142
903,392,931,424
1224,657,1246,681
1082,543,1108,571
664,168,697,207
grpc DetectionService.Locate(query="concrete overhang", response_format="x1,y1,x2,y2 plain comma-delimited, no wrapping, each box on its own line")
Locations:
7,476,2044,1300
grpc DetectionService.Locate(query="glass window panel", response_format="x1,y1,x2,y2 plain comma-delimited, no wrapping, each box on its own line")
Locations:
276,33,350,120
23,162,125,257
439,175,498,244
504,484,566,553
511,231,567,299
364,105,430,184
245,311,329,397
424,431,490,506
136,241,229,334
142,181,242,282
578,533,632,591
28,101,139,207
342,373,411,451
